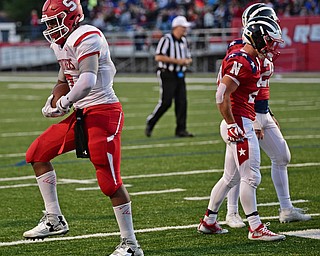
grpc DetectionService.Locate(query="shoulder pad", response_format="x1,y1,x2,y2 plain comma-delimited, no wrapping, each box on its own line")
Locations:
226,52,258,74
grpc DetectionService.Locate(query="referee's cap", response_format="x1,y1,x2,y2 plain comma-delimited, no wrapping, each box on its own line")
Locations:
172,16,191,28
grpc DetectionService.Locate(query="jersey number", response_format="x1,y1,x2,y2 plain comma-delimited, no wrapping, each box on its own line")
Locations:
230,61,243,76
63,0,77,11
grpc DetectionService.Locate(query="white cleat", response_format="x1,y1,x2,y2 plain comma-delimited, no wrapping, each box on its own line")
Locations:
225,212,246,228
248,222,285,241
23,211,69,240
110,237,144,256
279,207,311,223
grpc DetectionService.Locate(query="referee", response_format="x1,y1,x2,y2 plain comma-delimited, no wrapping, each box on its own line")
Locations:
145,16,194,138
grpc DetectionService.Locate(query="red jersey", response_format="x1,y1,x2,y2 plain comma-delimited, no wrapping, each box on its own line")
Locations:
226,38,274,111
255,58,273,101
220,50,261,121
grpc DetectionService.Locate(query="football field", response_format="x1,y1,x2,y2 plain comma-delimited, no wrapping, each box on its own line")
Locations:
0,72,319,255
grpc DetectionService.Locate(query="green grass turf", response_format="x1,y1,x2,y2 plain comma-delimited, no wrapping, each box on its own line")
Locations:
0,73,319,255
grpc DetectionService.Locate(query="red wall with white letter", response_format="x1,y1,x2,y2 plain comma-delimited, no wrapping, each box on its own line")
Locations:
232,16,320,72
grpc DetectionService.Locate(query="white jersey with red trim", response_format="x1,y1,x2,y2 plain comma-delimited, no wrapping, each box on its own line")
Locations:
51,24,119,109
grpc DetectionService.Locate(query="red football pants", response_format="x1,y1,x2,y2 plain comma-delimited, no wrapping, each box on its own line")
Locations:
26,102,124,196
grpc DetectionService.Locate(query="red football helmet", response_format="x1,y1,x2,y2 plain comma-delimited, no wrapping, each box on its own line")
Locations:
41,0,84,45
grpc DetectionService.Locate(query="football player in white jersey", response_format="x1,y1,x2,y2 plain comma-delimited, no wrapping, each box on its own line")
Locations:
23,1,143,255
225,3,311,229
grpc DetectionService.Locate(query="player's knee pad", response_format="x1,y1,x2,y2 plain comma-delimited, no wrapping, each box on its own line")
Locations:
96,168,122,196
222,170,241,188
271,140,291,166
242,170,261,189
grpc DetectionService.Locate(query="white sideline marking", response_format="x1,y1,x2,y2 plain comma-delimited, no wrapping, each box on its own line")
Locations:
77,187,183,195
1,213,319,247
129,188,185,196
0,175,35,181
282,229,320,240
184,196,309,207
1,163,319,189
122,140,221,150
0,183,39,189
0,132,320,157
5,131,320,139
76,184,132,191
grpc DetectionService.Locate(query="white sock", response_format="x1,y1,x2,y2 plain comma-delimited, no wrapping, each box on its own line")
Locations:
113,202,136,242
247,215,262,231
271,165,293,209
208,178,231,213
36,170,62,215
239,180,257,217
227,184,240,215
204,213,217,225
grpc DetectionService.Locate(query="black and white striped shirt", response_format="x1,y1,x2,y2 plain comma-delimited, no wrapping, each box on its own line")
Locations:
155,33,191,72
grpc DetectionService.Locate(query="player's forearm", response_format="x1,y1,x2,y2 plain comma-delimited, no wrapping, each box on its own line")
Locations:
61,72,96,106
217,100,235,124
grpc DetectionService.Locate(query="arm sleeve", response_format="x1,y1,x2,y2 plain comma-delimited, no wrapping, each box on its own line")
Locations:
64,54,98,104
63,72,97,105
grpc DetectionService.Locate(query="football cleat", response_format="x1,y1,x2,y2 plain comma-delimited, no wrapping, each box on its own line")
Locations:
225,212,246,228
197,219,228,234
110,237,144,256
248,222,285,241
23,211,69,239
279,207,311,223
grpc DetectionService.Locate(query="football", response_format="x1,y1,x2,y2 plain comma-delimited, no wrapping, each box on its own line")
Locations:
51,82,70,108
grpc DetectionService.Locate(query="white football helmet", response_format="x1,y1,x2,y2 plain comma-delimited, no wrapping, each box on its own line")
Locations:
242,16,284,61
242,3,279,27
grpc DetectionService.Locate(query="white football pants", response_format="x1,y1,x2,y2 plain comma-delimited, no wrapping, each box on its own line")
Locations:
227,112,292,214
208,117,261,216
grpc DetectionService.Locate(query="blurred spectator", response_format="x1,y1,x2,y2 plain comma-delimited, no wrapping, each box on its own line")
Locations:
203,6,214,28
134,25,147,50
30,9,41,41
92,12,106,31
6,0,315,35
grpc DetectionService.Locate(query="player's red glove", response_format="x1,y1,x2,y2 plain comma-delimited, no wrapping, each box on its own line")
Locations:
227,123,244,142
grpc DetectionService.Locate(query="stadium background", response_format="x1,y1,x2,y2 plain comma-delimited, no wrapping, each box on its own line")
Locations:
0,0,319,73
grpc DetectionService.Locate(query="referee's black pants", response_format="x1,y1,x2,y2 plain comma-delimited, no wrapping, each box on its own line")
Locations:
147,69,187,134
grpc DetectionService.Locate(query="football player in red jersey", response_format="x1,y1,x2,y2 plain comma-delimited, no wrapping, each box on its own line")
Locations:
225,4,311,229
23,1,143,255
198,17,286,241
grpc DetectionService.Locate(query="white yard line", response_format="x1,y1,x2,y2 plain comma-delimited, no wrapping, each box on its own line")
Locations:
1,213,319,247
76,184,132,191
129,188,186,196
0,162,319,187
282,229,320,240
0,133,320,158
